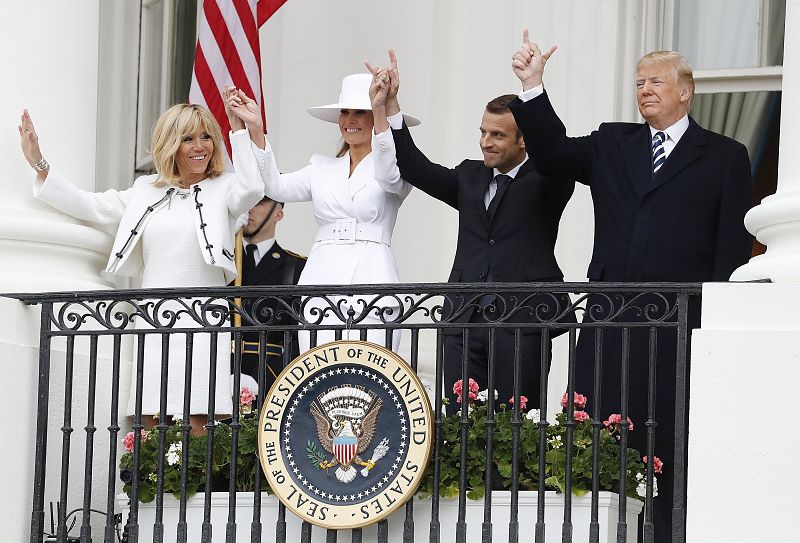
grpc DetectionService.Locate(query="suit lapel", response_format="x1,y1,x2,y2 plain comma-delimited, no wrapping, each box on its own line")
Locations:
347,153,370,200
644,118,707,196
622,124,653,200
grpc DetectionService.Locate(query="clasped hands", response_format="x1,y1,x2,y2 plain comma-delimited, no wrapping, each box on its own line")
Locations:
223,85,263,132
364,49,401,116
223,85,266,148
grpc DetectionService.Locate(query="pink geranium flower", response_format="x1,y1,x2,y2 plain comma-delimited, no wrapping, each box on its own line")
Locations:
509,395,528,410
560,392,588,410
603,414,634,432
122,430,149,452
453,378,479,403
643,455,664,474
573,410,590,422
240,387,256,407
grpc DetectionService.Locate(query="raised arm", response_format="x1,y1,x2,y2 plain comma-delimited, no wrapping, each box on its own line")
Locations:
508,32,592,183
225,89,313,203
367,50,458,207
367,55,412,199
20,110,132,223
252,143,313,203
222,89,271,215
228,131,268,217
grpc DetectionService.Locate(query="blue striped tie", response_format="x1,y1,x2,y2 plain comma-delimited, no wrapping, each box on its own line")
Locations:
652,131,666,173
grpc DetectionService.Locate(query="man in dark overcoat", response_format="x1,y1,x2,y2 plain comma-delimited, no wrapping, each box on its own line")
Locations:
509,32,753,542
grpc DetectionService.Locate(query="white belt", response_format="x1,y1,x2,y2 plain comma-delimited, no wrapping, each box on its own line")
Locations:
315,218,390,245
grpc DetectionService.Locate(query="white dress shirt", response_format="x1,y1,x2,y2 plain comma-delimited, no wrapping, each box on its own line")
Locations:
648,115,689,160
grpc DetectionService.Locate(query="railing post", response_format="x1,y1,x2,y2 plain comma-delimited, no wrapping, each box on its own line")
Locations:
29,302,52,543
671,293,691,543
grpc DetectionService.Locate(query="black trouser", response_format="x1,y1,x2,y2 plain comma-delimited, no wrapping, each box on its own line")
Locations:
443,311,551,414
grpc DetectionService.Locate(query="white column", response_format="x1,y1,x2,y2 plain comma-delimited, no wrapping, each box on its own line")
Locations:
688,283,800,541
0,3,114,542
0,1,112,294
731,0,800,282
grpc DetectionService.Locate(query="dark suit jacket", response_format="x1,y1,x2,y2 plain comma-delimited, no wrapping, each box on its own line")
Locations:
235,242,306,384
510,91,754,466
391,122,574,324
510,91,753,282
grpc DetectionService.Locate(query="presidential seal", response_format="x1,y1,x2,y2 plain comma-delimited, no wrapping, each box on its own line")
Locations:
258,340,433,529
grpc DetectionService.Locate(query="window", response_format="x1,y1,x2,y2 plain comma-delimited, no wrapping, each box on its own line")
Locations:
135,0,198,171
671,0,785,257
673,0,783,70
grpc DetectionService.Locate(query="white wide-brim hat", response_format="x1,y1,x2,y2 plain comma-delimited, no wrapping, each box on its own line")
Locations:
306,73,421,127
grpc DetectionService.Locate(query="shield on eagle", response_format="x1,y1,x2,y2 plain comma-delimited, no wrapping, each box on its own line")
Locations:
333,434,358,466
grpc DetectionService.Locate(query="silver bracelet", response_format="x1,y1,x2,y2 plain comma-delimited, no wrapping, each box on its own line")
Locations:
33,157,49,171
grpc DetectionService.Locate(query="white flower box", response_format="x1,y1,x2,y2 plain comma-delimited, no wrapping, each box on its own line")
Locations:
119,490,642,542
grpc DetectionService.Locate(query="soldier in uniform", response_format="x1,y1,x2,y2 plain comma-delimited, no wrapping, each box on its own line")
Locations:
234,196,306,392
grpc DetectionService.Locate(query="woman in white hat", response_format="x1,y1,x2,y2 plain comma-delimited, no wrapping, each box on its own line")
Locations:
228,72,419,352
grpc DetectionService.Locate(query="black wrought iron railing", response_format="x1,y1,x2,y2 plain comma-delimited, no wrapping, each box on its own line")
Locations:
6,281,701,543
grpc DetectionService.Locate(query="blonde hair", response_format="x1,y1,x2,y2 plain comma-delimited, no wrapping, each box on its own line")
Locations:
150,104,225,187
637,51,695,109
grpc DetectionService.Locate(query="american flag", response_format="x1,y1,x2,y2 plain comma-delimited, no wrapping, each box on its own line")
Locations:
189,0,287,156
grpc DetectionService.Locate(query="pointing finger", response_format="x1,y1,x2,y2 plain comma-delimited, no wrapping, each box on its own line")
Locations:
388,49,397,70
522,28,529,45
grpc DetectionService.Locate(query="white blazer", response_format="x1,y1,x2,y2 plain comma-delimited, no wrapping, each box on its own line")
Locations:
253,135,411,287
33,130,264,284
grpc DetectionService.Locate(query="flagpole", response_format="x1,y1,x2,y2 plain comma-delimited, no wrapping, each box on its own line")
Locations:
233,229,244,328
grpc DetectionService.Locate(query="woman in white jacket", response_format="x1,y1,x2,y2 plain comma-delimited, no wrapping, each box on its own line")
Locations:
19,95,264,434
230,73,419,352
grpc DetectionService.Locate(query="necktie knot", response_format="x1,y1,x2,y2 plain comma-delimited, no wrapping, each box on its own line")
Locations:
652,131,666,173
246,244,258,255
487,174,512,219
495,174,511,189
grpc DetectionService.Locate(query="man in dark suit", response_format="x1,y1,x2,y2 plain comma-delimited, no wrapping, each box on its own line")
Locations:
370,51,574,412
234,197,306,393
509,32,753,542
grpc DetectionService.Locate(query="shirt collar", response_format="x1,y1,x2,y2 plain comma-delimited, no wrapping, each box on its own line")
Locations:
246,238,275,254
649,114,689,145
493,156,528,180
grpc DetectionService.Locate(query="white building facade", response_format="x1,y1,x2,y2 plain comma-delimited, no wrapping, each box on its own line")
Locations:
0,1,798,541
